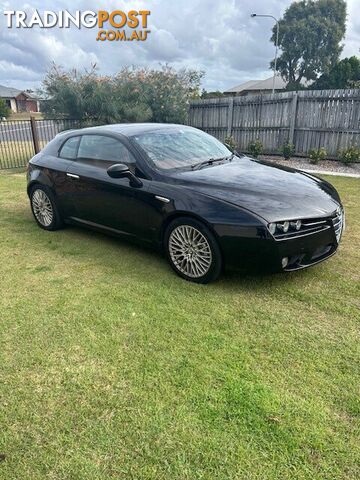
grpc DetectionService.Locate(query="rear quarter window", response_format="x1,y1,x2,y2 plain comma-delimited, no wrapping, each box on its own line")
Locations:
59,136,80,160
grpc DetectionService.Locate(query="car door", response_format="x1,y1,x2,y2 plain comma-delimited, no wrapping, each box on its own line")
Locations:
52,135,81,218
65,134,155,242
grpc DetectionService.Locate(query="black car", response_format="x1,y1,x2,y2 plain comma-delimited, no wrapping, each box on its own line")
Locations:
27,123,344,283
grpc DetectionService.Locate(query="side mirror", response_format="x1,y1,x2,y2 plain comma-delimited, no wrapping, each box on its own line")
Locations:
107,163,130,178
107,163,143,188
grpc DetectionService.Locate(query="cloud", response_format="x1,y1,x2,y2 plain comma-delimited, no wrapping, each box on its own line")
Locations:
0,0,358,91
145,28,182,61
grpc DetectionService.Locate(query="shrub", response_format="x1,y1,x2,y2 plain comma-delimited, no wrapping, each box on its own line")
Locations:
224,135,237,151
41,63,204,124
309,147,327,164
0,98,10,119
338,145,360,165
281,141,295,160
248,139,263,158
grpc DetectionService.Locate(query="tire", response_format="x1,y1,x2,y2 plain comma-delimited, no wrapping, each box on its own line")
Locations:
29,184,63,231
164,217,222,284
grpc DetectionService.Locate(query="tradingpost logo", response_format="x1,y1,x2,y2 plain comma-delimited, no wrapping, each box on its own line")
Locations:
3,9,151,42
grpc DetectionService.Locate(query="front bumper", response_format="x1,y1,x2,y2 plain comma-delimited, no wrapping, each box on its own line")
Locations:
216,210,344,273
277,226,338,271
277,209,344,271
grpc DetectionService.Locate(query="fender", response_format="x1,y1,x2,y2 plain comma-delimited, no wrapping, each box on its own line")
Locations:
27,165,55,196
147,181,267,244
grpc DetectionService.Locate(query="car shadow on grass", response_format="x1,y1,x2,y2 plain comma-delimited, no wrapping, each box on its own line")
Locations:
10,206,315,293
56,223,314,291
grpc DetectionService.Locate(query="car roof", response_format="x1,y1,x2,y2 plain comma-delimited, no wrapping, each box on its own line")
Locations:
66,123,193,137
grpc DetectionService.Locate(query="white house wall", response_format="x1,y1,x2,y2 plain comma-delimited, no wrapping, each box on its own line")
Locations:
9,98,17,112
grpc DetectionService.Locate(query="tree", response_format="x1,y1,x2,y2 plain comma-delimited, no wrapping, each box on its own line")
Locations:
0,98,10,119
312,56,360,89
200,89,224,99
271,0,346,88
114,65,204,124
41,63,204,124
42,64,119,122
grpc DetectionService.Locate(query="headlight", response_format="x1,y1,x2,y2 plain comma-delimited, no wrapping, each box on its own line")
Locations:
277,221,289,233
291,220,302,231
270,220,302,236
268,223,276,235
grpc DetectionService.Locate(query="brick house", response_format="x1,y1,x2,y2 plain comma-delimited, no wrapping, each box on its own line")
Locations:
0,84,40,113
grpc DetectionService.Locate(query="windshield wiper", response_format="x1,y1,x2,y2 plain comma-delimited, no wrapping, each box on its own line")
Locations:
191,153,235,171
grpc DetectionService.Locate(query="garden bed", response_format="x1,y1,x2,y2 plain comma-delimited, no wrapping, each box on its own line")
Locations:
260,154,360,176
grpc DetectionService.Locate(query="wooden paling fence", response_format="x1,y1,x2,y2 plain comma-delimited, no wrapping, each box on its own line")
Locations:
188,89,360,159
1,89,359,169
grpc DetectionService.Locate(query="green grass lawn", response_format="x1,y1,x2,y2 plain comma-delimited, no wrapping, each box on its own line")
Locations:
0,173,359,480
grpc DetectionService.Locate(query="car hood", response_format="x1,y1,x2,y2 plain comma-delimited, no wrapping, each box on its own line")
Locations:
169,157,340,222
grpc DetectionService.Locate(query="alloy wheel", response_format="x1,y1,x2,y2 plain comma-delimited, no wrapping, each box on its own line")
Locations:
168,225,212,278
32,189,54,227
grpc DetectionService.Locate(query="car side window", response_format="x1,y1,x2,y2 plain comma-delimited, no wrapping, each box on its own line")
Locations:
59,136,80,160
77,135,136,164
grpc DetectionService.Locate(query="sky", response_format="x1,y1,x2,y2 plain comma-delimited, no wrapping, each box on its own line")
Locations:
0,0,359,92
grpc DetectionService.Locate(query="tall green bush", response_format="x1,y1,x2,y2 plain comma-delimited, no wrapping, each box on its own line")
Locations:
41,64,204,124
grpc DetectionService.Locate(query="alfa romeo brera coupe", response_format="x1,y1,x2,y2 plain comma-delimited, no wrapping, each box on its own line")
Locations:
27,123,344,283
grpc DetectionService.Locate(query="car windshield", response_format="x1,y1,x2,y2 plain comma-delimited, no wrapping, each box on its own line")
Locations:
132,127,232,170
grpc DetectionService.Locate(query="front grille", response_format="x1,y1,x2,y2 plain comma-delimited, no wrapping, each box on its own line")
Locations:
331,210,343,243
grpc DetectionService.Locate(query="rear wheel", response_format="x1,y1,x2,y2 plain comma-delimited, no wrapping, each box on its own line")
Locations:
30,185,63,231
165,217,222,283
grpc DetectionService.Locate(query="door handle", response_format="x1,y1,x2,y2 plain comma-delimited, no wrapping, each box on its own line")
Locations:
67,173,79,179
155,195,170,203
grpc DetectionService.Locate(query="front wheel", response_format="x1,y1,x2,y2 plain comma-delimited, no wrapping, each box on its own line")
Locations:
165,217,222,283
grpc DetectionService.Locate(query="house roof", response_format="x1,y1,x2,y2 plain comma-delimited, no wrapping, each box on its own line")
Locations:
0,84,38,99
224,76,287,93
0,84,22,98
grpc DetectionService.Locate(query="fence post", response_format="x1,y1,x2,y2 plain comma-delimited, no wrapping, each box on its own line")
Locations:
30,116,40,154
227,97,234,137
288,92,298,145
